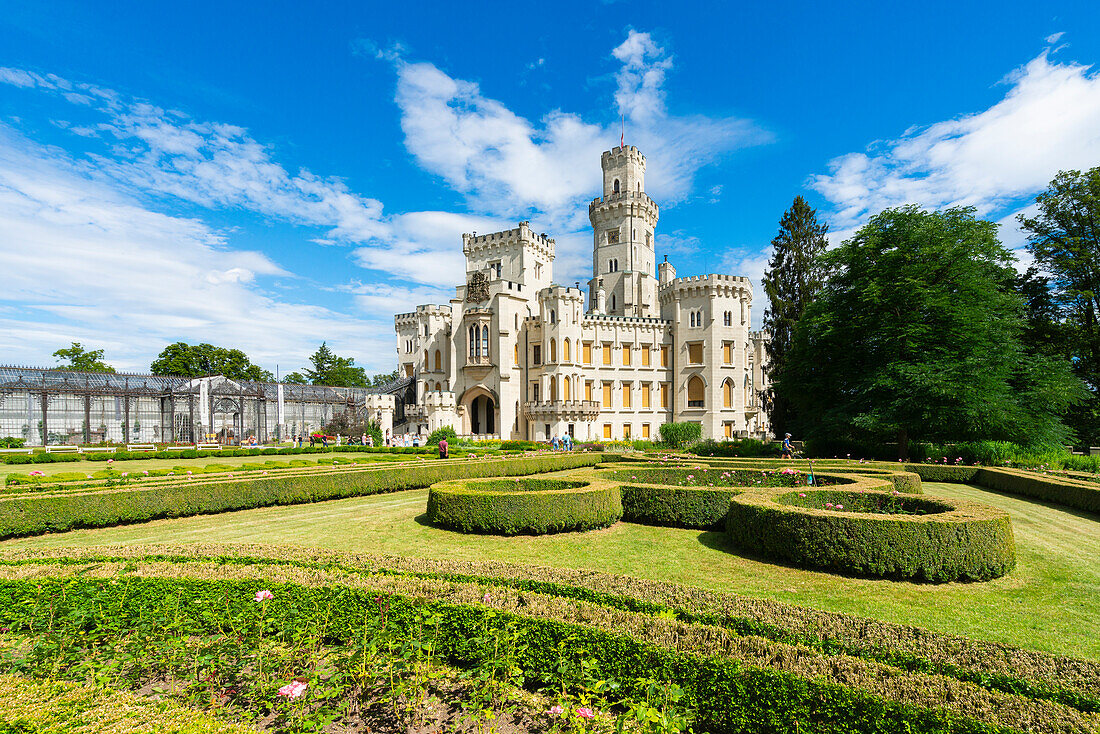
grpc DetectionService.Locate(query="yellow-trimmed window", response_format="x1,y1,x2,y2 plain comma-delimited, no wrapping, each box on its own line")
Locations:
583,342,593,364
660,346,668,367
622,382,632,408
660,382,669,408
585,381,593,401
622,344,631,366
602,343,612,366
602,382,612,407
641,383,651,408
723,342,732,365
603,424,612,439
641,423,650,439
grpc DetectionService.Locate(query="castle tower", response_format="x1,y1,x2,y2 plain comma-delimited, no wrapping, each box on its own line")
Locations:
587,146,660,317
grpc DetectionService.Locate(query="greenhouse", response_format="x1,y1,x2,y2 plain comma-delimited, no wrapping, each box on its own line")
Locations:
0,367,408,446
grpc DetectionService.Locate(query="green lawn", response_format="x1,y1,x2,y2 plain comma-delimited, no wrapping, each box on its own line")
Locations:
4,477,1098,660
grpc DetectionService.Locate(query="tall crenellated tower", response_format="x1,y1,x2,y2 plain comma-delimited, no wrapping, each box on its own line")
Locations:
587,146,660,317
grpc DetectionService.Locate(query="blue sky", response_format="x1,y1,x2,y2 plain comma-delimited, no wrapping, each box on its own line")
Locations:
2,1,1099,375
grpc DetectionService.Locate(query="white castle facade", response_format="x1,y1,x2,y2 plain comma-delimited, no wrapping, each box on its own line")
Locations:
393,145,770,442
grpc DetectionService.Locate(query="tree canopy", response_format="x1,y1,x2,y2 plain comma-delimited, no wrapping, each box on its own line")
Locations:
150,342,273,382
761,195,829,436
52,343,116,373
776,205,1084,458
301,343,368,387
1019,166,1100,443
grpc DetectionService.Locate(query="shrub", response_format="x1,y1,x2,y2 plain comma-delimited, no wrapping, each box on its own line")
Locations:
499,440,541,451
426,478,621,535
658,422,702,449
0,453,613,539
972,467,1100,514
0,438,25,449
426,426,458,446
726,488,1016,582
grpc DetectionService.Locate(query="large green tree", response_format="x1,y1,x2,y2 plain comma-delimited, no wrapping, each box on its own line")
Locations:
301,342,368,387
777,205,1083,458
150,342,274,382
1019,167,1100,444
761,196,829,436
52,343,116,373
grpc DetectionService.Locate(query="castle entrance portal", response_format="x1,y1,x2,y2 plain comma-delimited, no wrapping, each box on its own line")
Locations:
469,394,496,436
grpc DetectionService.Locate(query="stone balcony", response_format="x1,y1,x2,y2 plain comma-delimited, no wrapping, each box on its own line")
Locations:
523,400,601,420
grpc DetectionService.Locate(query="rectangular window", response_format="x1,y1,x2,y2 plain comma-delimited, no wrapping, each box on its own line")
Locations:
603,424,612,439
723,342,732,365
602,343,612,365
533,344,542,366
585,381,593,401
660,346,668,367
724,423,733,438
642,423,650,439
622,344,632,366
623,424,631,439
602,382,612,408
660,382,669,408
622,382,632,408
688,342,704,364
583,342,593,364
532,382,540,402
641,383,651,408
641,346,650,366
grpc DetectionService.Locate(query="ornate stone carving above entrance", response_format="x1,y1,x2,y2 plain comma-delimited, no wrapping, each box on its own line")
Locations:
465,271,490,303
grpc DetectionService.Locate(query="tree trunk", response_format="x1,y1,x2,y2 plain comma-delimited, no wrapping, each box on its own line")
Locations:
897,428,909,461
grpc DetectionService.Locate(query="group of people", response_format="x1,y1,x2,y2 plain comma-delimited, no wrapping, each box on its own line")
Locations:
550,434,574,451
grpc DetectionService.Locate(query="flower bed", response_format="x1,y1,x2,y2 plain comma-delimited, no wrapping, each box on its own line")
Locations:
726,488,1016,581
0,552,1090,734
426,477,622,535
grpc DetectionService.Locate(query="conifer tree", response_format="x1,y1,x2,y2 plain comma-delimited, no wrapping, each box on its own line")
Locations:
761,196,829,437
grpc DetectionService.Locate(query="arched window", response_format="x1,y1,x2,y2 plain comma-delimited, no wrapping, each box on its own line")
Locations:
515,314,519,330
424,352,429,369
723,379,734,408
434,350,442,371
468,326,478,358
610,294,616,311
549,338,557,362
550,309,556,324
613,178,620,194
514,344,519,366
549,376,558,401
689,311,696,328
481,325,489,359
723,311,732,327
435,381,442,393
687,376,705,408
424,323,429,336
563,338,571,362
563,377,571,400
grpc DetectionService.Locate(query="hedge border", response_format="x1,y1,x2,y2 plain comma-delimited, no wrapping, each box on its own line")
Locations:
426,477,622,535
0,572,1046,734
726,487,1016,582
0,453,616,539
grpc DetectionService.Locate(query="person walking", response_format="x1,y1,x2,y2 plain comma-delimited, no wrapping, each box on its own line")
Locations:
438,437,449,459
782,433,794,459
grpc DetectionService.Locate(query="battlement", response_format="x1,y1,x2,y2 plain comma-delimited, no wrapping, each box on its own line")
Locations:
601,145,646,166
416,304,452,317
588,190,659,218
581,314,671,328
462,220,555,260
539,284,585,302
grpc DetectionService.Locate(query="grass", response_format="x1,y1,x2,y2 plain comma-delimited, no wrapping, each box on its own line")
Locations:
3,471,1098,661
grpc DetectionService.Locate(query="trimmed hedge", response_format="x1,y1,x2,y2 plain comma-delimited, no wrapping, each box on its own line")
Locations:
0,454,612,539
972,467,1100,514
726,488,1016,582
619,484,738,528
0,574,1038,734
0,444,469,466
426,477,622,535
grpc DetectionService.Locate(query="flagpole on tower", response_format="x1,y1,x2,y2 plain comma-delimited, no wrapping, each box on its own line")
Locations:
620,113,625,149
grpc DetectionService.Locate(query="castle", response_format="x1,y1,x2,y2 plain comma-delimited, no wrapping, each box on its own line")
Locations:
393,145,770,442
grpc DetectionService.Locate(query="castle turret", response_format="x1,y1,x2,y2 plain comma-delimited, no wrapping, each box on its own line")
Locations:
587,145,660,318
658,255,676,287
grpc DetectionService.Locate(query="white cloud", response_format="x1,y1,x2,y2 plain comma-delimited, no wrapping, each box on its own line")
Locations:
391,29,769,220
811,49,1100,254
0,125,393,373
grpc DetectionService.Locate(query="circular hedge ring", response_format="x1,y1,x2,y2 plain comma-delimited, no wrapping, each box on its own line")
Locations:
726,488,1015,582
426,477,621,535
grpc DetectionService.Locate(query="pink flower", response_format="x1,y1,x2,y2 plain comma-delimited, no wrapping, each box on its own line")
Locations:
85,474,93,479
107,459,114,464
29,471,44,476
186,470,192,475
277,679,307,699
836,504,844,510
687,475,694,480
576,708,595,719
548,705,565,716
798,493,806,497
825,503,833,508
255,589,274,602
142,470,149,475
121,472,128,477
262,471,268,475
482,592,491,604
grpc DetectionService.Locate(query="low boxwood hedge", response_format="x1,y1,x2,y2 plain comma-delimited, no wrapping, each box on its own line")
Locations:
0,572,1055,734
426,477,622,535
972,467,1100,514
618,484,739,528
0,454,612,539
726,488,1016,582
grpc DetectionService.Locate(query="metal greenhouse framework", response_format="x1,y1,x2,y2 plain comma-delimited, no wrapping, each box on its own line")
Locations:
0,366,393,446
